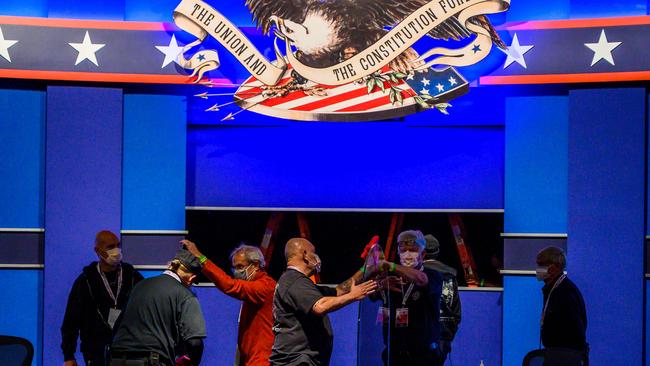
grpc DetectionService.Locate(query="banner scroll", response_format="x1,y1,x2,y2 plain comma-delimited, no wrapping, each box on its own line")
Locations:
174,0,509,86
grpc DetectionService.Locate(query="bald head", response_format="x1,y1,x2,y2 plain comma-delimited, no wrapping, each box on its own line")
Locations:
95,230,119,248
284,238,314,262
94,230,121,270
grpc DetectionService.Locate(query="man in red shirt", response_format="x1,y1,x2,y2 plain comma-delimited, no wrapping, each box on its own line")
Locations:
182,239,276,366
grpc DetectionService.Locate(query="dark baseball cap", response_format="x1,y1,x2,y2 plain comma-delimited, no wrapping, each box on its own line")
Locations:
174,248,202,274
424,234,440,259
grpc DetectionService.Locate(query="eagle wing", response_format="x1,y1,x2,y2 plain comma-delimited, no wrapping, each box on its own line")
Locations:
353,0,505,48
245,0,310,34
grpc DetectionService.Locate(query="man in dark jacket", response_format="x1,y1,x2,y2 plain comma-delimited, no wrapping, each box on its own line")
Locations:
110,247,207,366
536,246,588,365
61,230,144,366
423,234,461,364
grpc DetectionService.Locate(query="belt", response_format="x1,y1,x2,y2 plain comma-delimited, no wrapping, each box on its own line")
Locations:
109,351,169,366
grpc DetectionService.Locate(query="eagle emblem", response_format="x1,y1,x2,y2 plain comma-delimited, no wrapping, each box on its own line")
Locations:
173,0,510,121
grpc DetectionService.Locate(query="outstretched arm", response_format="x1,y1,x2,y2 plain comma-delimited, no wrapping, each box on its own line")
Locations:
181,240,272,304
335,269,364,296
376,260,428,287
312,279,377,316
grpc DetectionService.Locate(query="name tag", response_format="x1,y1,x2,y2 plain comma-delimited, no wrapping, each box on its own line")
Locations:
376,307,389,324
395,307,409,328
108,308,121,329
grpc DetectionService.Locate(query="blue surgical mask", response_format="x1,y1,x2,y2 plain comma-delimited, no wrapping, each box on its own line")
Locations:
233,264,256,280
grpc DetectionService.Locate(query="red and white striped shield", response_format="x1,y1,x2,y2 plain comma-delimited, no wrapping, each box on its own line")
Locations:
234,62,469,122
234,65,421,122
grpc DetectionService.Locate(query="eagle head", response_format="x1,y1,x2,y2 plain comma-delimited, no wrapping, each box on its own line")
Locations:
270,10,343,61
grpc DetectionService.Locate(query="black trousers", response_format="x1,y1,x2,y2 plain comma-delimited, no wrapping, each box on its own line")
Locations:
437,340,452,365
83,352,106,366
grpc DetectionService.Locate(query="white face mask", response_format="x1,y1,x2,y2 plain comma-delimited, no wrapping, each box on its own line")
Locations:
306,253,322,275
536,266,549,281
399,251,420,268
103,247,122,266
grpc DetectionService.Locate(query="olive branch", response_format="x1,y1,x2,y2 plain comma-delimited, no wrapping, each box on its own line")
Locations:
364,71,452,115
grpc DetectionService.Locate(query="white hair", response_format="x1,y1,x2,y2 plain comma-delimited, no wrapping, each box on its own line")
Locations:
230,244,266,269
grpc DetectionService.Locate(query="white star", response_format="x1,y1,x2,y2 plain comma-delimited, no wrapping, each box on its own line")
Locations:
69,31,105,66
420,87,430,95
155,35,185,68
435,83,444,92
0,26,18,63
584,29,621,66
500,33,534,69
448,76,457,86
406,73,414,80
421,77,430,86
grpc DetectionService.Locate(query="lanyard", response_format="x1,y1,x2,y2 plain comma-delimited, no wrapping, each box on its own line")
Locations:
400,281,416,306
541,273,566,326
399,265,423,306
97,263,122,308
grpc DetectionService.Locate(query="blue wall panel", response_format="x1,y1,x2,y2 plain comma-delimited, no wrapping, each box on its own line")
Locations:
194,287,241,366
48,0,125,20
506,0,570,21
0,0,47,17
187,125,504,209
568,88,645,366
0,270,43,366
124,0,180,21
502,276,543,366
329,304,358,366
452,290,502,366
505,96,568,234
125,0,255,24
0,89,45,229
647,280,649,366
43,86,123,365
123,94,186,230
570,0,647,18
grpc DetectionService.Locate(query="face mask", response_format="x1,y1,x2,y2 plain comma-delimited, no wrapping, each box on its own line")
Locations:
536,266,549,281
306,253,321,275
103,248,122,266
233,264,257,281
399,251,420,268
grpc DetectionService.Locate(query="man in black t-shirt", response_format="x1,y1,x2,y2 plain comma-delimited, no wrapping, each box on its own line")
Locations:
376,230,443,366
270,238,376,366
110,248,206,366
